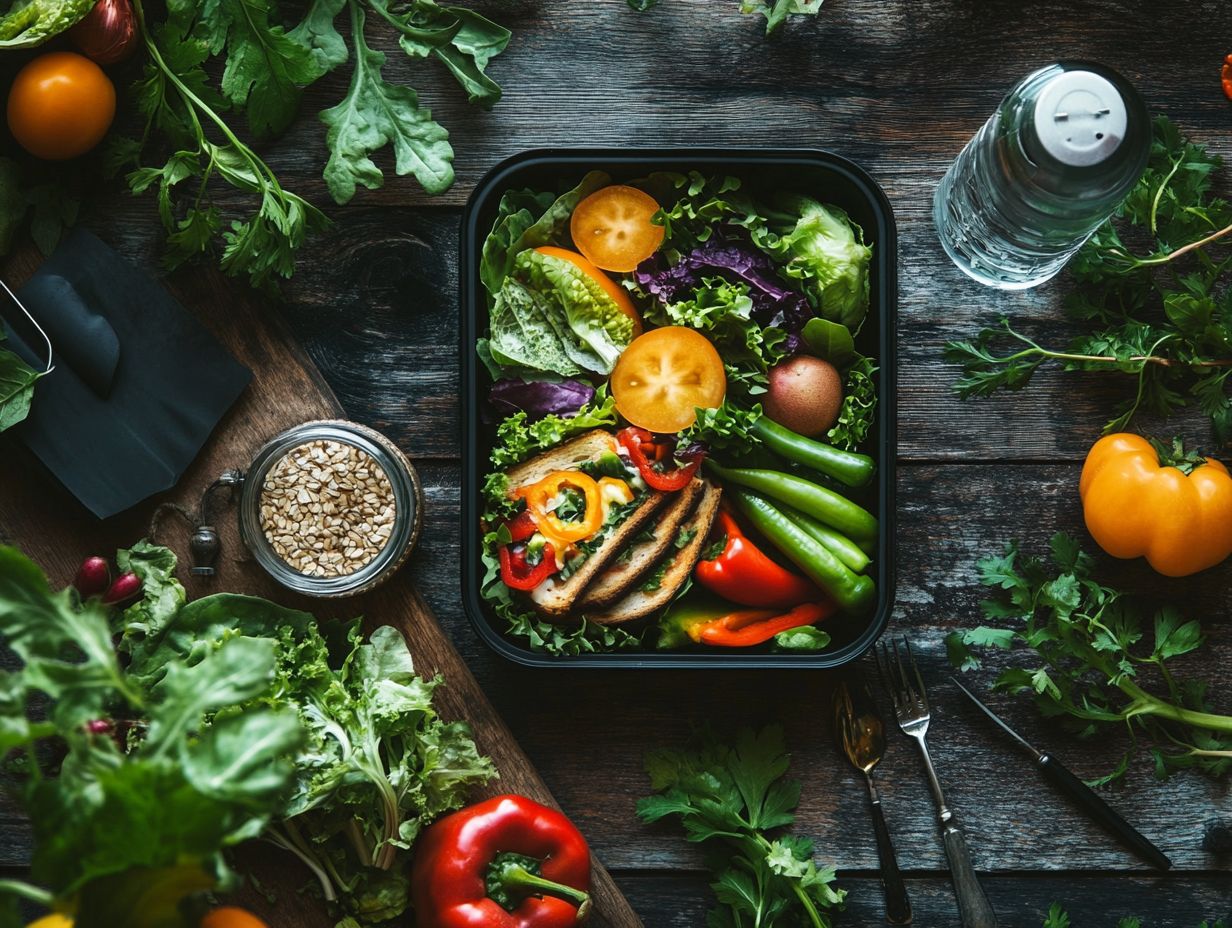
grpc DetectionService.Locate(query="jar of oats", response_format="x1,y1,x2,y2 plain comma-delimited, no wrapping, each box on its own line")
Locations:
238,421,423,596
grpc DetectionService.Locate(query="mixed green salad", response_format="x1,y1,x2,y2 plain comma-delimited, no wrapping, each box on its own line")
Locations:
475,169,883,656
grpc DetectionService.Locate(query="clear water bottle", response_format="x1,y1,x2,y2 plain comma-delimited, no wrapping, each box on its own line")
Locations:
934,62,1151,289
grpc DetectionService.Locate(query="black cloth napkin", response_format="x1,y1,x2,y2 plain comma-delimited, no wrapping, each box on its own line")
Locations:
1,229,251,518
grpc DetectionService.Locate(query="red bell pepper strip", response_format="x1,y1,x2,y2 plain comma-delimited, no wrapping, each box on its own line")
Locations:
694,508,822,608
500,542,557,591
617,427,701,492
1223,54,1232,101
696,601,833,647
506,509,538,543
410,794,592,928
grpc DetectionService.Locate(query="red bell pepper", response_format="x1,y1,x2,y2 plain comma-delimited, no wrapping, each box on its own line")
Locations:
411,794,592,928
617,427,701,492
695,508,821,608
506,509,538,543
1223,54,1232,101
500,542,556,591
697,601,833,647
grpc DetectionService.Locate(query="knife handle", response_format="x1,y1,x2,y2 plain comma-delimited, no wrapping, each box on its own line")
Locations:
868,792,913,924
1036,753,1172,871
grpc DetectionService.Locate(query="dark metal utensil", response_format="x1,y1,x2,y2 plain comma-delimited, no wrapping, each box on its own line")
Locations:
834,680,913,925
950,676,1172,871
878,639,997,928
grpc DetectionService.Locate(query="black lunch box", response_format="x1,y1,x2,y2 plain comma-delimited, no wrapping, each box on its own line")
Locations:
461,149,897,669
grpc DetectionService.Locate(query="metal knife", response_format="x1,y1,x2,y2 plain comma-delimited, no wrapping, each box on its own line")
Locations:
950,676,1172,871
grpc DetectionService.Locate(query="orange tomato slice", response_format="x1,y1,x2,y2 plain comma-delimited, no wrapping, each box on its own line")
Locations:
611,327,726,433
570,185,666,273
534,246,643,336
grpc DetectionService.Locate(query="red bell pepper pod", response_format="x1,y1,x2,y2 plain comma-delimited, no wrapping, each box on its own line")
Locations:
617,427,701,492
500,542,556,591
411,794,592,928
506,509,539,543
695,508,822,609
697,601,833,647
1223,54,1232,101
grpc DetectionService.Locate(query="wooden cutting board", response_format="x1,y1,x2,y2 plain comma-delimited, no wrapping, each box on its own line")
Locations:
0,253,643,928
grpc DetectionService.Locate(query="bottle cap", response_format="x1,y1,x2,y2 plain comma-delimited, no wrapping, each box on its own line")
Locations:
1033,70,1127,167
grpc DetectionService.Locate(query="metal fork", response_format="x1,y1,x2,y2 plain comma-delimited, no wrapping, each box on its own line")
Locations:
876,637,998,928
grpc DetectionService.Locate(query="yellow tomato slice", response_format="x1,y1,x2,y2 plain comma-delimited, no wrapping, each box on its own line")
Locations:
534,246,643,336
611,327,726,433
570,185,666,273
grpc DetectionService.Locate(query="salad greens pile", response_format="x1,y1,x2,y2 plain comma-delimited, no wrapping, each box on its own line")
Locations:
946,117,1232,443
0,541,493,927
947,533,1232,782
0,0,93,47
637,725,844,928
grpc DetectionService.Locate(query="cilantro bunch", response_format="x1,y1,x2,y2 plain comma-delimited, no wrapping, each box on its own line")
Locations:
947,533,1232,782
637,726,845,928
946,117,1232,443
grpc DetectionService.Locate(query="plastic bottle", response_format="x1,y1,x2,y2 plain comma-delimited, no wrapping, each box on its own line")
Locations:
934,62,1151,290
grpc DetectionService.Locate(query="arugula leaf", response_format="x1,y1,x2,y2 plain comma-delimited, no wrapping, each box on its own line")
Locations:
950,533,1232,781
638,726,844,927
288,0,349,76
184,0,320,138
321,2,454,204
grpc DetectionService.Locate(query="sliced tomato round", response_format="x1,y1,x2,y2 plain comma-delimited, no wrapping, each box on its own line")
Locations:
534,246,643,336
611,327,726,433
570,185,666,273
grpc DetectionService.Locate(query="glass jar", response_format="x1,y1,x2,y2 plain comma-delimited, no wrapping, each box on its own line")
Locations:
237,420,422,597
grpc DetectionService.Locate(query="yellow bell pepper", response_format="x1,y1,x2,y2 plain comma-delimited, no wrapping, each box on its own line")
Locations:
1079,433,1232,577
515,471,604,548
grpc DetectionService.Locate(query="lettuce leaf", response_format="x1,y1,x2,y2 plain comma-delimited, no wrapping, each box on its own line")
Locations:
488,250,635,376
480,170,609,297
754,195,871,330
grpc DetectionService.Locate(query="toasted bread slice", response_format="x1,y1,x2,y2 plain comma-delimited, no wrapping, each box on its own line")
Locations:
505,430,618,491
586,481,722,627
528,490,668,619
577,478,706,611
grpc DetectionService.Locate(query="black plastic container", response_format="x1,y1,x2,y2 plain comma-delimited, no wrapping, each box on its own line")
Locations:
461,149,897,669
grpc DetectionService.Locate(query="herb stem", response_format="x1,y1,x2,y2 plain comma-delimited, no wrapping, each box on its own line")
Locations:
0,879,53,907
1109,221,1232,267
266,824,338,903
1118,680,1232,734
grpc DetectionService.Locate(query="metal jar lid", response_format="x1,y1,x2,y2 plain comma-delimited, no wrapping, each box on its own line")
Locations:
237,420,423,597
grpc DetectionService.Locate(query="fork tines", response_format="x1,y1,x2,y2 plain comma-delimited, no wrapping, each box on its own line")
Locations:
875,636,931,727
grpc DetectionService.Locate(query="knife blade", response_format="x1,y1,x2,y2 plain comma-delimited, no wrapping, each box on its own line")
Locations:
950,676,1172,871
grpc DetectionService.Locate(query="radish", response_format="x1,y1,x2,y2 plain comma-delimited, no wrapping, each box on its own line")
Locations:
102,572,142,607
73,556,111,598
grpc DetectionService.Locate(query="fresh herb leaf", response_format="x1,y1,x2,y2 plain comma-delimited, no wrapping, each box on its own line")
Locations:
0,331,43,433
740,0,824,35
637,726,844,927
951,533,1232,781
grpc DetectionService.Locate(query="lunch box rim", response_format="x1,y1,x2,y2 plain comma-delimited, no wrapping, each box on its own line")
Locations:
460,147,897,669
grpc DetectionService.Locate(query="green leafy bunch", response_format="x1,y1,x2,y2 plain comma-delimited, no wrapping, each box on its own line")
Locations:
112,542,495,926
638,725,845,928
947,533,1232,782
110,0,509,289
0,542,303,928
1042,902,1227,927
945,117,1232,442
0,324,45,434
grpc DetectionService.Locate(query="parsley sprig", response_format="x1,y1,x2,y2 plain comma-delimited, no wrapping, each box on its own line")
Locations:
947,533,1232,782
638,726,845,928
1043,902,1226,928
946,117,1232,442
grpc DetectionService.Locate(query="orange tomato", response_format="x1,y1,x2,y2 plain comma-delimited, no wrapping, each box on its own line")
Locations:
534,245,643,336
7,51,116,160
199,907,270,928
611,327,726,433
570,185,665,272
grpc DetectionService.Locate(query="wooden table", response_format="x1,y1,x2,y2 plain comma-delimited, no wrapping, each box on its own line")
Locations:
3,1,1231,925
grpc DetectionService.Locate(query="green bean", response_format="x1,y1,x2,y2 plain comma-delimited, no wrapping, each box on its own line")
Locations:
780,505,871,573
751,417,875,488
728,490,875,614
707,462,878,544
